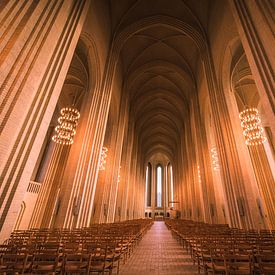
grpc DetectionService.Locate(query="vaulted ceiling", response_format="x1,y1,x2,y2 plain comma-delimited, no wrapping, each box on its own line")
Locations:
105,0,213,162
52,42,88,124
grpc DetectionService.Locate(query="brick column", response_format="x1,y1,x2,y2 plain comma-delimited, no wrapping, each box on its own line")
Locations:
0,0,89,242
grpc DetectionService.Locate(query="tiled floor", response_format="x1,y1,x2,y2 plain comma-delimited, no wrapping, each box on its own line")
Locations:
120,221,198,275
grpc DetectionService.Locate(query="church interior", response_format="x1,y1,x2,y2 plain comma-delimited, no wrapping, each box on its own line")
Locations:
0,0,274,273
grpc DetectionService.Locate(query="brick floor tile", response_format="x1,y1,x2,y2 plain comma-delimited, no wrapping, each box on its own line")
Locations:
120,221,198,274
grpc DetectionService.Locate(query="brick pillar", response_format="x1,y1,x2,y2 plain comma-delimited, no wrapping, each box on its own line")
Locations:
0,0,89,242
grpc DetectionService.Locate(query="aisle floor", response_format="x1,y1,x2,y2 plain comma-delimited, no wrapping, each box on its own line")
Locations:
120,221,198,275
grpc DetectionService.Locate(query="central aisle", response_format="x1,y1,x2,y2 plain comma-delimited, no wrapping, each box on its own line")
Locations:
120,221,198,275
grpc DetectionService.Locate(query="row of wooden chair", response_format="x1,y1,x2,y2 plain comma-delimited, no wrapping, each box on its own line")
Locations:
0,219,153,274
1,244,117,274
165,219,275,274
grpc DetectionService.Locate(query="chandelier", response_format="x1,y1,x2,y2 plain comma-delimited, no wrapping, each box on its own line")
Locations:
239,108,266,146
52,107,80,145
99,147,108,170
211,147,220,171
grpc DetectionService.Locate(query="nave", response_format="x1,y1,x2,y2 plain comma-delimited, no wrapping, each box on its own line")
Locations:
1,0,274,243
0,1,274,274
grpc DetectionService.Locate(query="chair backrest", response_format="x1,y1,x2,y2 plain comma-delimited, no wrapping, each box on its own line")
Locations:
32,253,60,272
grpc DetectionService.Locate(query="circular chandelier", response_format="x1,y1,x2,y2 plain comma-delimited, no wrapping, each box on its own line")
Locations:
52,107,80,145
99,147,108,170
239,108,266,146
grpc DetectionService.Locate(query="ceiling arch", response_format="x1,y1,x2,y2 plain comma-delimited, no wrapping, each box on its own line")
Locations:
104,10,208,164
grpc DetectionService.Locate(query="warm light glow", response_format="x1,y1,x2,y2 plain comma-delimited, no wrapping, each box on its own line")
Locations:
239,108,266,146
170,165,174,207
145,166,148,207
52,107,80,145
99,147,108,170
157,166,162,207
145,163,152,207
117,165,121,183
211,147,220,171
197,165,201,183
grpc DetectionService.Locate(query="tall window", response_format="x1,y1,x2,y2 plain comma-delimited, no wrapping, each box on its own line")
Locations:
156,165,162,207
170,165,174,207
145,163,152,207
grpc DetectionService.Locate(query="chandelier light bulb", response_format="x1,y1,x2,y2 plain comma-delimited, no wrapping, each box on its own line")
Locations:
211,147,220,171
239,108,266,146
197,165,201,183
52,107,80,145
117,165,121,183
99,147,108,170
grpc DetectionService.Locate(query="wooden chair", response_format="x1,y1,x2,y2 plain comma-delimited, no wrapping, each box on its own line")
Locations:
63,242,81,254
198,247,212,274
225,254,253,275
0,253,30,274
89,244,113,275
31,253,61,274
63,253,90,274
105,242,122,275
207,253,226,274
257,255,275,275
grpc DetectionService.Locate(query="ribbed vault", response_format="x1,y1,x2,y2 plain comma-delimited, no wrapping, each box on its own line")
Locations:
59,42,89,109
99,0,214,167
116,14,204,163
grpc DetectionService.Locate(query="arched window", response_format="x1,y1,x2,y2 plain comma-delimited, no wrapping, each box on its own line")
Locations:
156,165,162,207
170,164,174,207
145,163,152,207
167,163,174,208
